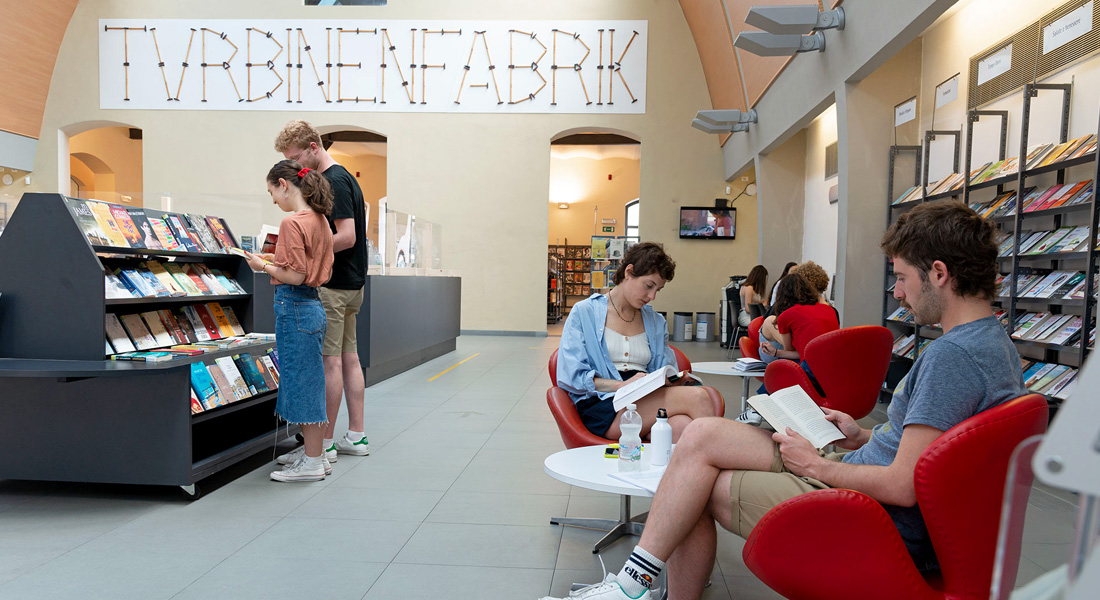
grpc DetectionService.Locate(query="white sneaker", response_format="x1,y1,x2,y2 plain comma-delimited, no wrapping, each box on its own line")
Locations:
277,444,337,466
736,407,763,426
270,455,325,482
539,574,651,600
334,433,370,456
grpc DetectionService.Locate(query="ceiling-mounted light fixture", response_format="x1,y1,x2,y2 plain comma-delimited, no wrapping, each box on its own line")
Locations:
557,203,570,209
691,109,758,135
734,5,845,57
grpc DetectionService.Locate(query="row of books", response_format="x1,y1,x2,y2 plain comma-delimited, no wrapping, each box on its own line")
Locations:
967,135,1096,187
995,271,1093,300
189,349,281,413
886,306,915,323
996,226,1095,257
890,333,931,359
1021,360,1078,400
970,180,1094,219
564,284,591,296
564,260,590,271
563,272,591,284
112,334,275,362
105,261,246,299
105,301,247,354
1009,311,1088,345
64,197,237,254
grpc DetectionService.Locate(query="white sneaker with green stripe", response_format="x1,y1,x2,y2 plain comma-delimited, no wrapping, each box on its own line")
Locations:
334,433,370,456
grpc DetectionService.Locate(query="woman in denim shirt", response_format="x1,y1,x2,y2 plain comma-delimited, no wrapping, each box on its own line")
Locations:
556,243,716,442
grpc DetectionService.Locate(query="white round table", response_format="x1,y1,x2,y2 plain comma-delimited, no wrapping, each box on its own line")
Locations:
690,361,763,413
544,444,665,553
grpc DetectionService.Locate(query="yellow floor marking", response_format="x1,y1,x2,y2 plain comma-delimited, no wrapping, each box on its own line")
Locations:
428,353,481,381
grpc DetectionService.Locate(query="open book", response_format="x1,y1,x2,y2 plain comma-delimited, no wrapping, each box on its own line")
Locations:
613,365,701,412
747,385,845,449
227,247,273,266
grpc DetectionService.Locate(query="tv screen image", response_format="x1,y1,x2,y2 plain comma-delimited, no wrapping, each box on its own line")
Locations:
679,206,735,239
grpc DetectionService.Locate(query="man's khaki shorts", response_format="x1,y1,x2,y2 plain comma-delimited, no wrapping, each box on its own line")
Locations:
727,444,847,538
318,286,364,356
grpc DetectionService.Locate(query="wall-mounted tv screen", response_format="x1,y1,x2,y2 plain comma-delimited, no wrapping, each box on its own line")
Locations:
679,206,736,239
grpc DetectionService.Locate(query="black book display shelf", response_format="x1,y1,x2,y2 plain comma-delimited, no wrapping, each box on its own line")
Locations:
883,83,1100,407
0,193,294,498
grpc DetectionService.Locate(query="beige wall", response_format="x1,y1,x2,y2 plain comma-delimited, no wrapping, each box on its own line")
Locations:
756,129,806,283
802,104,838,280
548,155,637,245
29,0,742,333
68,126,144,205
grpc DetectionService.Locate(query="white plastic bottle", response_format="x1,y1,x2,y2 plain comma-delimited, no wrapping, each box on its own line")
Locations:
618,404,643,472
650,408,672,467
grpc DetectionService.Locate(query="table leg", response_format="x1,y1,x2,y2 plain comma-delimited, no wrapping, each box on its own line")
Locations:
550,494,647,553
741,376,751,414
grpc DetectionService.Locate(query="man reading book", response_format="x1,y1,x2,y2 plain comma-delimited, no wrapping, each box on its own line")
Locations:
540,200,1028,600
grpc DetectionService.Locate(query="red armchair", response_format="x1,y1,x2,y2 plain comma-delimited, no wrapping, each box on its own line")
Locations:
738,316,766,360
742,394,1049,600
763,325,893,420
546,345,725,552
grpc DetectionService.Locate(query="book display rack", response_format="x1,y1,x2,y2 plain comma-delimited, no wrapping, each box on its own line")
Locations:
0,193,293,498
884,82,1100,406
547,250,564,324
548,242,592,316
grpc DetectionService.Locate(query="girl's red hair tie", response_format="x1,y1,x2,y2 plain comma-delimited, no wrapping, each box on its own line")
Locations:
297,167,311,178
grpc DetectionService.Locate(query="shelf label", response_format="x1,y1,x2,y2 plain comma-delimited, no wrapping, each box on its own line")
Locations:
1045,2,1093,54
977,44,1012,86
935,74,958,109
894,97,916,127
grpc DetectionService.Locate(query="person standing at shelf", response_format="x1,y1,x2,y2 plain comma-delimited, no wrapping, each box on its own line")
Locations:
273,121,372,467
245,160,334,482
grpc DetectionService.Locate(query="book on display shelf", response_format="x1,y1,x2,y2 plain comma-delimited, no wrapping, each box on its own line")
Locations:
215,356,253,399
190,389,204,414
253,355,278,390
140,310,176,347
126,207,163,250
205,363,238,404
119,313,157,350
105,313,136,354
189,362,223,410
260,354,281,385
109,205,144,248
234,353,271,393
86,200,130,247
204,303,236,338
193,304,224,339
64,198,110,246
148,216,181,250
222,306,246,336
163,263,203,296
143,261,187,296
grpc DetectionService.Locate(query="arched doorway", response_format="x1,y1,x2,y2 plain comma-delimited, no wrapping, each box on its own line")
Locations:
66,124,143,206
547,129,641,334
317,127,387,268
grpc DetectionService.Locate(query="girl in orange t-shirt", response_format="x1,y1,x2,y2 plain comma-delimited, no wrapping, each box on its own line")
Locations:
244,160,335,482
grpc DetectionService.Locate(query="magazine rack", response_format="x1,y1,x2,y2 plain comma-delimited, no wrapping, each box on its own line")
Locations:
0,193,294,498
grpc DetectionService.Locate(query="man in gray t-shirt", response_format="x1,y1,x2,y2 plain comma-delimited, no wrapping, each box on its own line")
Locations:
539,200,1027,600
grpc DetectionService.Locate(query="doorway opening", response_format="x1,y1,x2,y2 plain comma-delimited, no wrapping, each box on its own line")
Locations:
547,129,641,335
68,126,143,206
320,128,387,268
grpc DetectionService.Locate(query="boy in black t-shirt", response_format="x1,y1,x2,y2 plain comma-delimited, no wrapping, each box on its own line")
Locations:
274,121,371,466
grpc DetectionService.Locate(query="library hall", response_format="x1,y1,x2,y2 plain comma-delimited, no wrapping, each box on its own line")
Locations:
1,1,1099,598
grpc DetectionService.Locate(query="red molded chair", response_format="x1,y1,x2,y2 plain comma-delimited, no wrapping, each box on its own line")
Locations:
546,345,724,552
742,394,1049,600
738,316,766,360
763,325,893,420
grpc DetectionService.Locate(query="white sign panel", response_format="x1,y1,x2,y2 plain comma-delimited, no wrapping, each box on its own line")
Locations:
935,74,958,109
99,19,647,113
977,44,1012,86
1044,1,1093,54
894,98,916,127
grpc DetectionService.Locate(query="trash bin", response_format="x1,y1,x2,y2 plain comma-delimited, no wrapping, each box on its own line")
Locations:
672,312,693,342
695,312,715,342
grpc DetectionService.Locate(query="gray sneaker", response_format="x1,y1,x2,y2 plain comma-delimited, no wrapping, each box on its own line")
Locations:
334,434,370,456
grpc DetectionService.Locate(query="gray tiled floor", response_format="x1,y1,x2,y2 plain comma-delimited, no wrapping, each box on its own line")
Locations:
0,335,1079,599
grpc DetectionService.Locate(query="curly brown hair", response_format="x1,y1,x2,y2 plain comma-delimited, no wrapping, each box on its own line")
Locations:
880,199,997,299
612,242,675,285
274,120,322,153
790,261,829,296
773,273,820,316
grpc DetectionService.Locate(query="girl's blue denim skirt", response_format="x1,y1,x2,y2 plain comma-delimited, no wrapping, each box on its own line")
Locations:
273,284,327,424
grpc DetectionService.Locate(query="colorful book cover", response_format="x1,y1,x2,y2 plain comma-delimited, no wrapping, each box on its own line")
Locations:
182,265,213,294
193,304,224,339
126,207,163,250
65,198,110,246
187,214,223,253
211,269,246,294
215,218,239,248
86,200,131,247
260,354,281,386
163,263,203,296
143,261,187,296
205,363,237,405
109,204,145,248
267,348,280,372
1024,362,1057,388
115,268,154,297
215,356,253,399
221,305,247,336
191,389,204,414
1049,370,1078,398
189,362,222,410
205,303,236,338
140,310,175,347
104,271,135,299
135,264,172,297
105,313,136,353
1018,230,1054,254
156,309,188,345
253,356,277,390
149,216,181,250
179,305,212,342
1051,227,1089,253
193,264,229,295
167,215,202,252
233,353,269,393
1049,317,1083,345
120,313,158,350
205,216,237,251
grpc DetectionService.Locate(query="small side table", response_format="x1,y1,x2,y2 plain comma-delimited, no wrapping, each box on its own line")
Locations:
690,361,764,414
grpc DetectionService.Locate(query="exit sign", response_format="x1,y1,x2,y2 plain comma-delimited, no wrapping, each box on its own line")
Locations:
602,226,615,232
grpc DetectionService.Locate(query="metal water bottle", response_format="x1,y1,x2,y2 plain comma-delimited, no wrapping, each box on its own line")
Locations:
650,408,672,467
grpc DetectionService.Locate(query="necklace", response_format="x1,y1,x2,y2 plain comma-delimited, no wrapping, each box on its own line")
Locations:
607,290,637,323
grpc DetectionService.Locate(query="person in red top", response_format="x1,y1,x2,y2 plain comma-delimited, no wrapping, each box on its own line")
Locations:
753,273,838,399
